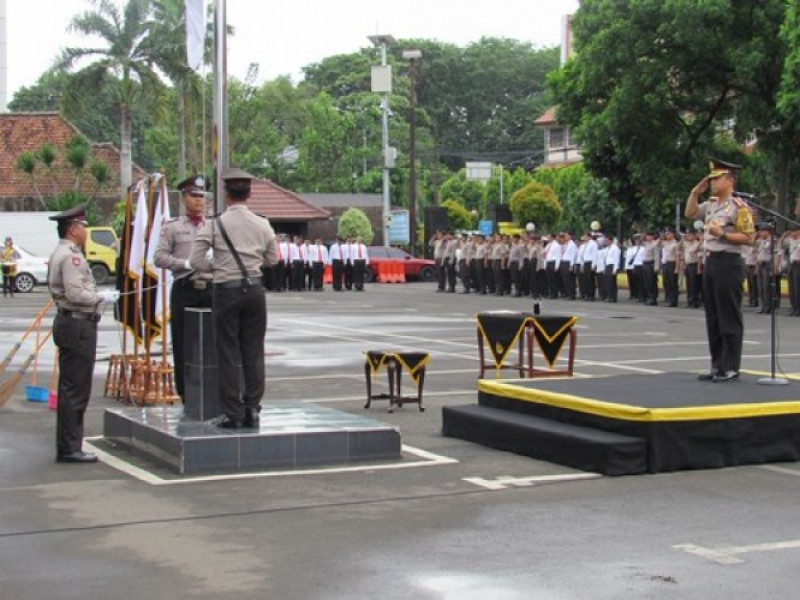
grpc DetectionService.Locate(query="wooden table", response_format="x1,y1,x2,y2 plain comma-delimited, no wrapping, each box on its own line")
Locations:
477,312,577,379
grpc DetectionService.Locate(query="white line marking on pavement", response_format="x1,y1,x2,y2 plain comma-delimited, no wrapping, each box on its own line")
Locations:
463,472,601,490
83,439,458,486
757,464,800,477
674,539,800,565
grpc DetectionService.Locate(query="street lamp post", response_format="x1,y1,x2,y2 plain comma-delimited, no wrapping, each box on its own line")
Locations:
402,48,422,255
369,34,396,247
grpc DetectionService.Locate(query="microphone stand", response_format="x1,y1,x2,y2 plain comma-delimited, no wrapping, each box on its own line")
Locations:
735,192,800,386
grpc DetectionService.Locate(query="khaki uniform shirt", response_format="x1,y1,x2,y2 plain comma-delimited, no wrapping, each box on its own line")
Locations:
509,243,524,264
432,239,444,261
189,205,278,283
48,240,101,313
154,216,212,281
696,196,755,255
661,240,679,263
756,237,772,263
789,238,800,263
442,240,456,263
683,240,701,265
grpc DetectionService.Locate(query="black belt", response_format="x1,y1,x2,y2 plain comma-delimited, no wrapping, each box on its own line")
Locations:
643,261,655,264
58,310,100,323
176,278,209,290
214,279,263,290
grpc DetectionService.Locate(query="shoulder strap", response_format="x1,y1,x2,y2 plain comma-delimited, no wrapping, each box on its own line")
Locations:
216,217,251,284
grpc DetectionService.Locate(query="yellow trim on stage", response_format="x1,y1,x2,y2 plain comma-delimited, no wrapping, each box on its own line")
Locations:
478,379,800,422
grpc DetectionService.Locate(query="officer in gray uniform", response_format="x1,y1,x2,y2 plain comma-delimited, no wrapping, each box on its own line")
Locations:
154,174,213,402
190,168,278,428
48,205,119,462
686,158,755,382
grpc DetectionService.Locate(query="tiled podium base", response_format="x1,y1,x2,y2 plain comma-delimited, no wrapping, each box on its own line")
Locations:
104,402,402,475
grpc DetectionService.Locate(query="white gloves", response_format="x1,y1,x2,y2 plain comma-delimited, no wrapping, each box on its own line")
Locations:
98,289,120,304
205,248,214,261
184,259,192,270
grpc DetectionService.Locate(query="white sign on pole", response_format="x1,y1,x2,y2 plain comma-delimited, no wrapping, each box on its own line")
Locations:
466,161,492,182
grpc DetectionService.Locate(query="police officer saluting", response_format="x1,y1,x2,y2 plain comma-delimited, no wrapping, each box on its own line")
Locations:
154,174,213,402
685,158,755,382
189,168,278,428
49,205,119,462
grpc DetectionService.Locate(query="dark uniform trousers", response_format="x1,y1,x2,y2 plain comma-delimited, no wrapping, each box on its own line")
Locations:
344,261,354,290
509,261,522,296
445,259,457,292
291,260,305,290
684,263,701,307
605,265,618,302
331,259,344,290
643,261,657,304
171,280,212,399
790,261,800,313
436,259,446,291
53,314,97,456
703,252,745,373
312,262,324,290
662,261,678,306
213,284,266,421
271,261,287,291
353,259,367,290
458,259,470,292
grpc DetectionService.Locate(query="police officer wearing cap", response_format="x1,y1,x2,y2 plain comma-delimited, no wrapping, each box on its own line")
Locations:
686,158,755,382
49,205,119,462
189,167,278,428
154,174,213,402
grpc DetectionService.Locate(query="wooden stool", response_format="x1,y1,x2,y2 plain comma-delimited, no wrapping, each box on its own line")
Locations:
364,351,429,413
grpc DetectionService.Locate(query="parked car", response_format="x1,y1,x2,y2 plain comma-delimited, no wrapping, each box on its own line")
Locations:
364,247,436,283
11,245,49,293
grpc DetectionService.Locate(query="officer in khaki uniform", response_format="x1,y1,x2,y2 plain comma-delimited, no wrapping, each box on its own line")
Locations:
154,175,213,402
190,168,278,429
686,158,755,382
49,205,119,462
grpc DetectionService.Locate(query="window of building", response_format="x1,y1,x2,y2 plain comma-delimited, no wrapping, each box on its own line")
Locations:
549,127,565,149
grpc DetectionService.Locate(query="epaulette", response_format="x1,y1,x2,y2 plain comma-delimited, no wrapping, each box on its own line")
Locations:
732,197,747,208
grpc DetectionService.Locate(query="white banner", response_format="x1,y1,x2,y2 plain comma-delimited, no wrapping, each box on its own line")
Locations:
185,0,205,71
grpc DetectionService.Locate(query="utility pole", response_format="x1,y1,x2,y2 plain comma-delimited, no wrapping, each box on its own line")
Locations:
369,34,395,247
402,48,422,255
213,0,229,213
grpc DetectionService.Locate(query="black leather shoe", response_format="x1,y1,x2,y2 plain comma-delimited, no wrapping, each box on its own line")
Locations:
57,451,98,463
243,408,261,429
697,371,720,381
217,416,245,429
713,370,740,383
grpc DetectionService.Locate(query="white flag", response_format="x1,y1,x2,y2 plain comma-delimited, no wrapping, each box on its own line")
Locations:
185,0,205,71
128,184,148,280
145,176,173,327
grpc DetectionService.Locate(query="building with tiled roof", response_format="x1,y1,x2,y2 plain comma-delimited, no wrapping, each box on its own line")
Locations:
245,178,331,238
0,112,145,214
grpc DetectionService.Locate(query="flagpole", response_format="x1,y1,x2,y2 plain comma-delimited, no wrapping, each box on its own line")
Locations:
213,0,229,213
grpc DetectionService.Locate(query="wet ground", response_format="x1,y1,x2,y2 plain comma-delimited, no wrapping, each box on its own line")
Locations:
1,284,800,599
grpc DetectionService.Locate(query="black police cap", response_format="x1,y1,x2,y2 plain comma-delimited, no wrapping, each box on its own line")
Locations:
177,174,209,194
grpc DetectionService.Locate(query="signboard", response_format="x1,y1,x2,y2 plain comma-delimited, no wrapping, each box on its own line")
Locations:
466,161,492,182
478,220,494,236
389,209,409,245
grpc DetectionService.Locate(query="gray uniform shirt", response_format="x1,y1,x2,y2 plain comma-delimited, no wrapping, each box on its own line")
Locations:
48,240,101,313
189,205,278,283
154,216,212,281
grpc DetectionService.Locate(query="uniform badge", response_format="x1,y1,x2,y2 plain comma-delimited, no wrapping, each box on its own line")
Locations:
72,257,81,266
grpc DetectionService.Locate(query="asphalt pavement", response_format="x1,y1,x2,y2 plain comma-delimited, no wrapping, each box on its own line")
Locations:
1,284,799,599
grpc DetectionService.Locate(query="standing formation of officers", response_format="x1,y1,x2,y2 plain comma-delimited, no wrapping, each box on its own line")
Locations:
429,229,623,303
426,221,800,319
268,235,370,292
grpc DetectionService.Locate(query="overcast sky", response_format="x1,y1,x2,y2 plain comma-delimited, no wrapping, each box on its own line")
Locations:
5,0,578,99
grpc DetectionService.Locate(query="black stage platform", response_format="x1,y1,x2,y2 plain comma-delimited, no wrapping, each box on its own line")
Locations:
442,373,800,475
104,402,401,475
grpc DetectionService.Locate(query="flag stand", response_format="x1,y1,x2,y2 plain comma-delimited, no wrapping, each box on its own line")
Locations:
104,175,179,406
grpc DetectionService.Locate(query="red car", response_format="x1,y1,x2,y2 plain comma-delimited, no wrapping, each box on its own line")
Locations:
365,247,436,282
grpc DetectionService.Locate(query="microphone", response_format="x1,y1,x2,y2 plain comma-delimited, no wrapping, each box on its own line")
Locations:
733,191,758,200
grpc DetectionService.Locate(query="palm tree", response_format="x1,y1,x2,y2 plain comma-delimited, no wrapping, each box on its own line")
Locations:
56,0,166,196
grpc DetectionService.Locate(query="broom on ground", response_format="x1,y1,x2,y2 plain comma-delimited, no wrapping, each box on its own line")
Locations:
0,329,53,409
